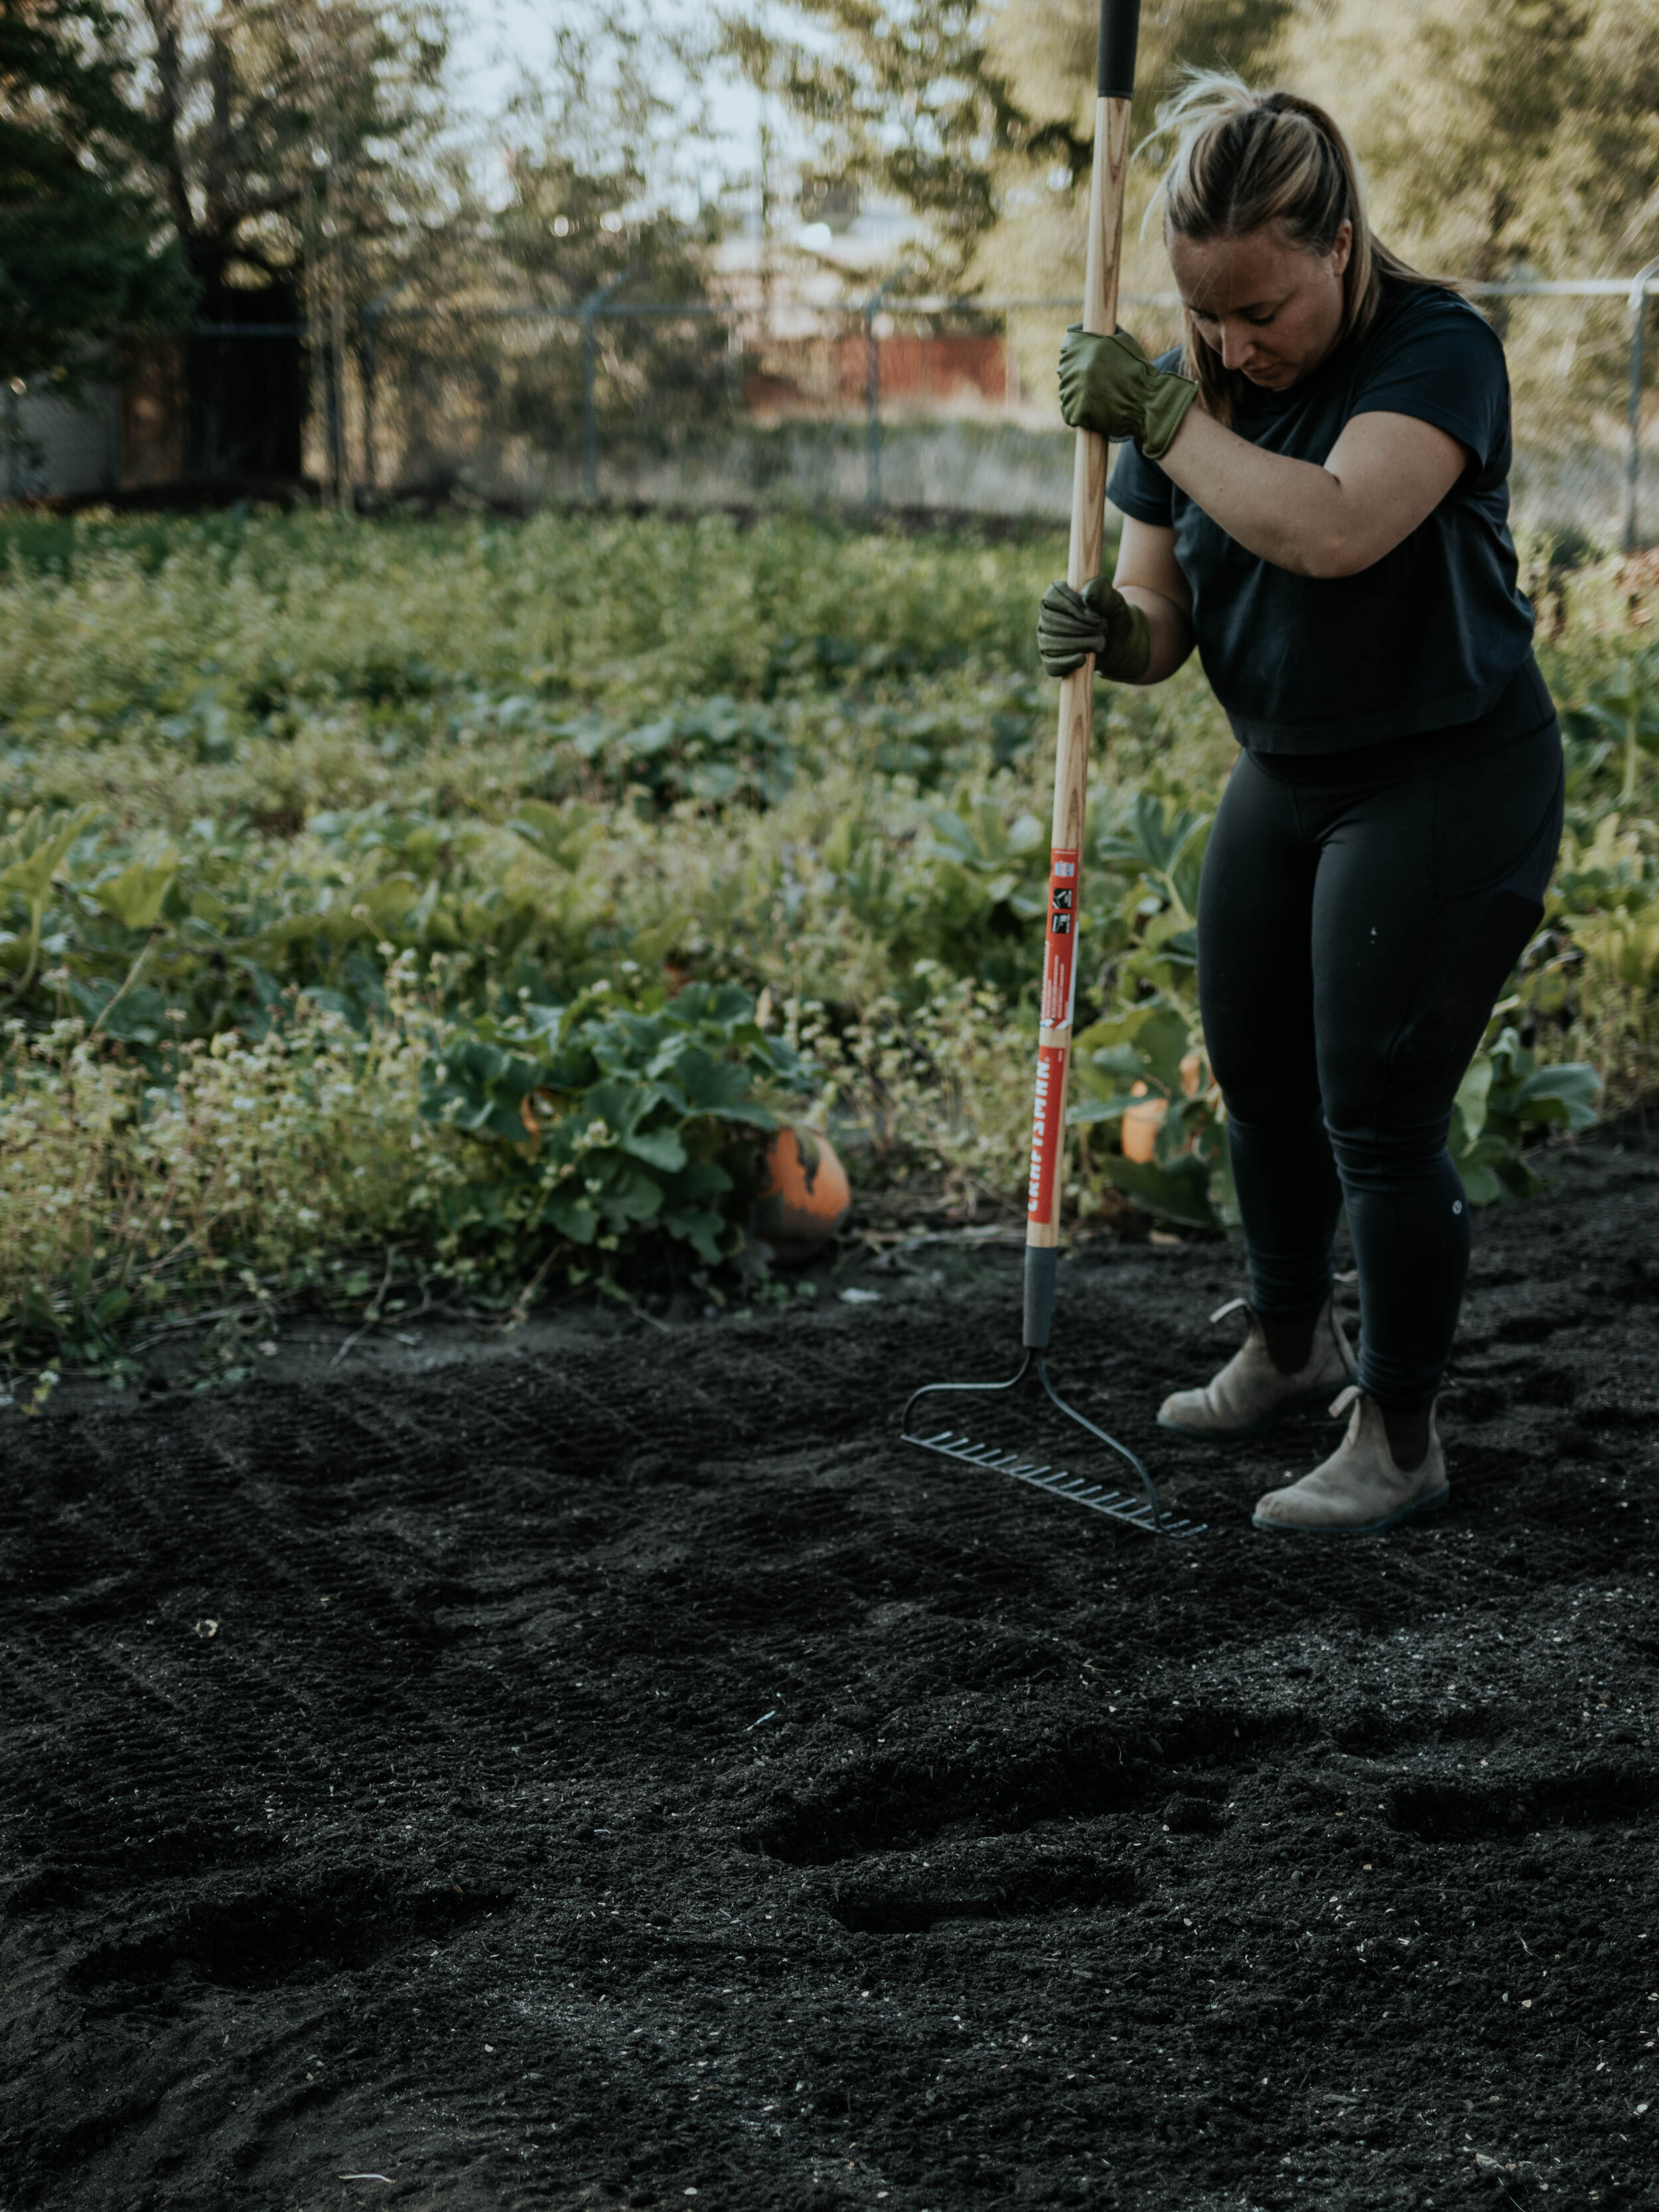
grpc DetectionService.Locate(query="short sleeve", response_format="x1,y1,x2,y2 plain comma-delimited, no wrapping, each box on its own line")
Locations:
1344,294,1509,475
1108,438,1175,527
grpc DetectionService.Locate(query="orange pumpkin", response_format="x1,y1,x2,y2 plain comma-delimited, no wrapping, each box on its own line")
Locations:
1119,1052,1205,1166
1120,1083,1165,1165
753,1127,852,1259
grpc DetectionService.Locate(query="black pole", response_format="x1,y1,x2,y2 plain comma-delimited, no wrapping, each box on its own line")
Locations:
1097,0,1140,96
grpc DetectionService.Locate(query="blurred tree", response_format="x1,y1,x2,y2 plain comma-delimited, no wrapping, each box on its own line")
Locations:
1279,0,1659,447
970,0,1288,403
0,0,190,389
976,0,1291,298
481,16,729,472
380,9,732,491
733,2,1294,295
137,0,459,299
494,14,716,305
726,2,1025,279
125,0,466,482
1280,0,1659,281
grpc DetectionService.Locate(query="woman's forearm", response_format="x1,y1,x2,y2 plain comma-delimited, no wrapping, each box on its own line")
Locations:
1155,405,1467,581
1157,407,1353,578
1119,585,1194,683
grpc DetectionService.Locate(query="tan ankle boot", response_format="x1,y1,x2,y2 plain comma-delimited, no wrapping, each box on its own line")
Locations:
1252,1387,1449,1534
1157,1296,1355,1445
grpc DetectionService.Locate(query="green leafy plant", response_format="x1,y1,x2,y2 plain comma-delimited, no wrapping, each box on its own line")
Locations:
1449,1027,1601,1202
579,698,796,813
419,983,806,1277
1566,648,1659,803
0,804,96,997
0,511,1647,1369
1069,1002,1230,1231
1088,787,1209,977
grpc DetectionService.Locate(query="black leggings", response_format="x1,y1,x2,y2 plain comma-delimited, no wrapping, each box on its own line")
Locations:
1197,708,1564,1408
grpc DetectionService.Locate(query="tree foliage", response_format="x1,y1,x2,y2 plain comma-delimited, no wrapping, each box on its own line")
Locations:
382,12,729,486
0,0,190,383
727,1,1027,277
975,0,1291,302
493,13,717,307
135,0,459,299
762,1,1659,308
1279,0,1659,281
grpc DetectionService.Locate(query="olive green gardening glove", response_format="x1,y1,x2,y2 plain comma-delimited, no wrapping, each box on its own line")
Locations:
1058,326,1198,461
1037,575,1153,681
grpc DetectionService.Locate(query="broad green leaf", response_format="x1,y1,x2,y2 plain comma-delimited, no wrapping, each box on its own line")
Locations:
357,873,421,933
585,1075,666,1137
589,1162,665,1226
65,975,168,1043
548,1194,599,1244
94,852,179,932
668,1044,757,1117
664,1159,733,1204
510,799,598,870
621,1126,689,1172
1510,1062,1601,1131
1068,1095,1137,1125
1081,1043,1145,1081
0,804,97,910
1453,1054,1494,1145
1130,1007,1192,1097
664,1206,727,1263
1100,1151,1220,1231
1460,1162,1502,1206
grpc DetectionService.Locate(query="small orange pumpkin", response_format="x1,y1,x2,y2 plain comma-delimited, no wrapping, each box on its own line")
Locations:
1119,1052,1205,1166
753,1127,852,1259
1120,1083,1165,1165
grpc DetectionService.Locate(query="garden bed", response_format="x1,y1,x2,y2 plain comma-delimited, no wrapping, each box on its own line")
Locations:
3,1125,1658,2209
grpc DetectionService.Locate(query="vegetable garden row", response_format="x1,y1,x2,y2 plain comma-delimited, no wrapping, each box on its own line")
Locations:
0,508,1652,1381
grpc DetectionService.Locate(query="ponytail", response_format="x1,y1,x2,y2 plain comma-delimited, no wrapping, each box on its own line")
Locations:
1146,71,1446,425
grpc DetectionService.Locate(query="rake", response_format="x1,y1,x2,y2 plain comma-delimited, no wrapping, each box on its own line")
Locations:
900,0,1202,1542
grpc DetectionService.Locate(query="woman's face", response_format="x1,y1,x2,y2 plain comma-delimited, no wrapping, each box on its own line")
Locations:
1168,219,1353,391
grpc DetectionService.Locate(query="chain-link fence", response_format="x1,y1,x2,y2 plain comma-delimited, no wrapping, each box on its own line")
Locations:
346,271,1659,548
13,271,1658,547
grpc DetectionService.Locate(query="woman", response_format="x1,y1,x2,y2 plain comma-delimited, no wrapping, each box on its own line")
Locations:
1037,74,1563,1535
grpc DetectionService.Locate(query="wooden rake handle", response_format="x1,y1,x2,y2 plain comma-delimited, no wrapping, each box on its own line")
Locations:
1023,0,1140,1349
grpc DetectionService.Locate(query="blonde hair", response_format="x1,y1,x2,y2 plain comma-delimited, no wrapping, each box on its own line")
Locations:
1147,71,1445,425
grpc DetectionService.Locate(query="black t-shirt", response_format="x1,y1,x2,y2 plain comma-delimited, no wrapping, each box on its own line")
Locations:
1107,277,1537,753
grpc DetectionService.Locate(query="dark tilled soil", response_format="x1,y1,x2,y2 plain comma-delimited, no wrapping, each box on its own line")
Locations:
5,1135,1659,2212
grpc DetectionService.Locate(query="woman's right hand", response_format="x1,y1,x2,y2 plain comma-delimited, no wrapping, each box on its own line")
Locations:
1059,327,1198,459
1037,575,1153,681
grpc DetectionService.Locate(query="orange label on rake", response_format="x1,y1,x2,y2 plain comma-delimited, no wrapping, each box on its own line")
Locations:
1027,1041,1068,1223
1041,849,1080,1030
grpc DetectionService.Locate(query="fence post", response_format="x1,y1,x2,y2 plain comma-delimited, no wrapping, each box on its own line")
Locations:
360,304,379,500
581,307,599,499
1625,257,1659,556
864,291,881,508
581,275,630,502
864,275,904,510
358,279,412,503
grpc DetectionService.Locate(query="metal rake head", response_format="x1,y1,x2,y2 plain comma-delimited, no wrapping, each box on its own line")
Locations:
901,1350,1204,1540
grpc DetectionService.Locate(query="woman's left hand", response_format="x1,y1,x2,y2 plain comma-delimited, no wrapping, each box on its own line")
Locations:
1058,326,1198,460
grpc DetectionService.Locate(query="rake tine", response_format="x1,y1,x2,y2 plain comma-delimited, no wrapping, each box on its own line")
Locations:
900,1377,1206,1539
